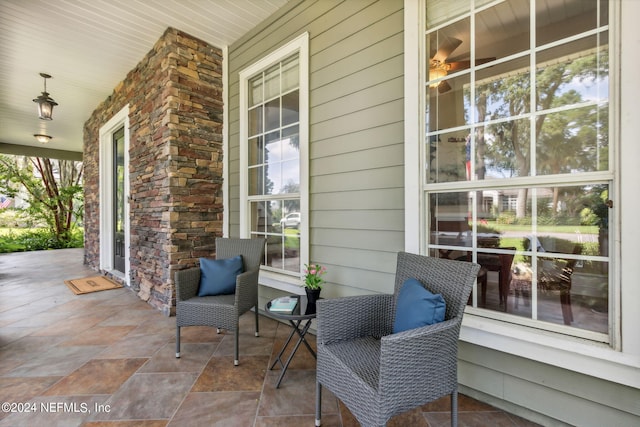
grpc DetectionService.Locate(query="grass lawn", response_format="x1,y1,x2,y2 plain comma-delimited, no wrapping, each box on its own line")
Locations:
490,223,599,234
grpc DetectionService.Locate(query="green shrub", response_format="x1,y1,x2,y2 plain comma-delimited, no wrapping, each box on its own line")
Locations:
0,227,83,253
496,212,516,225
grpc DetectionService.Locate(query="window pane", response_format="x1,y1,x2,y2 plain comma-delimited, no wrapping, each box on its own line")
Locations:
264,64,280,100
249,76,263,107
426,0,469,30
475,247,518,310
427,130,469,183
282,90,299,126
536,105,607,175
426,72,471,134
266,234,285,270
248,166,263,196
429,192,471,248
534,247,608,331
250,201,267,233
267,199,282,231
282,56,299,93
265,131,281,163
536,0,598,47
427,17,470,93
536,34,609,112
535,255,608,333
265,160,280,196
475,56,531,122
265,98,280,132
263,198,301,271
283,234,300,273
428,17,470,67
248,106,263,137
476,0,529,60
478,117,531,179
282,125,300,160
281,160,300,194
283,199,300,219
248,136,264,167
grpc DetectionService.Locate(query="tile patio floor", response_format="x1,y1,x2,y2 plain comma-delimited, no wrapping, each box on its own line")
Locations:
0,248,541,426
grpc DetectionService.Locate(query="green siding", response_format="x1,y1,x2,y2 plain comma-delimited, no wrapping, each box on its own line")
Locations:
227,0,405,297
459,343,640,426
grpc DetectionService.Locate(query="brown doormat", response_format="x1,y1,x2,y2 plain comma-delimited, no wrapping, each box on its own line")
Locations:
64,276,123,295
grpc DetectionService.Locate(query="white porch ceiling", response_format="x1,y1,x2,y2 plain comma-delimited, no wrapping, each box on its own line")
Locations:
0,0,288,155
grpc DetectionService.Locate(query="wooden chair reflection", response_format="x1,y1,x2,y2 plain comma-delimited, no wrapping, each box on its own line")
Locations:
538,244,582,325
476,248,515,310
457,248,515,310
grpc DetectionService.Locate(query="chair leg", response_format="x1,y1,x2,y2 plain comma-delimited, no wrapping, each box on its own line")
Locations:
451,389,458,427
255,305,260,337
234,328,239,366
175,326,181,358
315,380,322,426
560,292,573,325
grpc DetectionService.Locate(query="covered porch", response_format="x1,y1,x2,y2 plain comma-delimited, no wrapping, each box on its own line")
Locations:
0,248,537,426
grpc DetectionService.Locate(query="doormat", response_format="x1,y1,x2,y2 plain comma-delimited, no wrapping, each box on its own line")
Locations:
64,276,123,295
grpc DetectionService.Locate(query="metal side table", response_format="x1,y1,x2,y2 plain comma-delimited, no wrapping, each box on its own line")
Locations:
265,295,318,388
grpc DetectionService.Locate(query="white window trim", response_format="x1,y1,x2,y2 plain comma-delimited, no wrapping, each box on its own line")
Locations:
98,105,130,284
238,32,310,292
222,45,230,237
404,0,423,255
618,0,640,357
403,0,640,385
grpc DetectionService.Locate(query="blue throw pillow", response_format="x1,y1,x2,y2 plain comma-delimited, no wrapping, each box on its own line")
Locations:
393,278,446,333
197,255,243,297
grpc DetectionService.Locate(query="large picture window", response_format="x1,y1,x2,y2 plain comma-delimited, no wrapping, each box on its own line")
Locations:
423,0,611,341
239,34,309,280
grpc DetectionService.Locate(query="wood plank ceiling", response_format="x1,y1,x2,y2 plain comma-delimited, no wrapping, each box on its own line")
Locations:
0,0,289,154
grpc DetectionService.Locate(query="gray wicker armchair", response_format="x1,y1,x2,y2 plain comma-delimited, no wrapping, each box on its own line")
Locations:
175,237,265,366
315,252,479,426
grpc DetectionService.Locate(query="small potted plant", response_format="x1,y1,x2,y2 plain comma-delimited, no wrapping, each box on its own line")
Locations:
302,263,326,304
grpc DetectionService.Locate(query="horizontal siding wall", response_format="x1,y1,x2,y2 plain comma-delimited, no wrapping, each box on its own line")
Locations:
459,342,640,426
227,0,405,303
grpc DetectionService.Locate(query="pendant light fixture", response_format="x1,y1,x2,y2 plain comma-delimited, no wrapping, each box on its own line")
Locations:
33,134,53,144
33,73,58,120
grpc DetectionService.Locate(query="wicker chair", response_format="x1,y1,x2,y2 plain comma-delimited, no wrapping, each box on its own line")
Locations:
175,237,265,366
315,252,479,426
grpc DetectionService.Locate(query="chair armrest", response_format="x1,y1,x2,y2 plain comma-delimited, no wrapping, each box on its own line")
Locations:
175,267,200,302
378,318,462,392
316,294,395,344
235,268,260,312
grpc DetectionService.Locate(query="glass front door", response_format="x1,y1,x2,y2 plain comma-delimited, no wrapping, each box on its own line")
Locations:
113,126,125,273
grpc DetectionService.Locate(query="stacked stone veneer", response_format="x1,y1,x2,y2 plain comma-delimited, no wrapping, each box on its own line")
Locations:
84,28,223,315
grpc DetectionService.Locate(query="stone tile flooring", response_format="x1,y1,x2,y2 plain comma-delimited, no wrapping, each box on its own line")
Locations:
0,249,541,426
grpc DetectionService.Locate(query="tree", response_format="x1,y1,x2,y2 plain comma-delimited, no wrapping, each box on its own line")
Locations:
477,48,608,218
0,154,83,244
